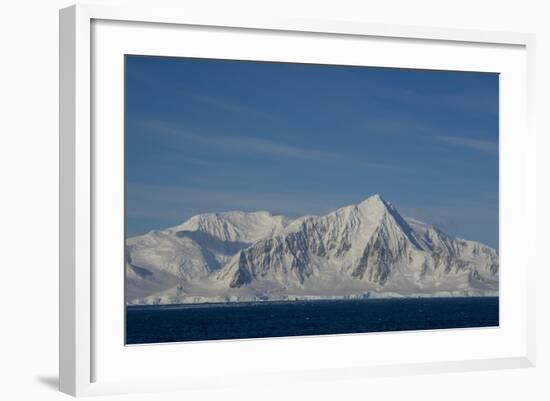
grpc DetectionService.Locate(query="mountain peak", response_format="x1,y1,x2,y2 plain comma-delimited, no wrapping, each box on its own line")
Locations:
170,210,291,244
356,193,390,212
361,193,386,204
371,193,384,201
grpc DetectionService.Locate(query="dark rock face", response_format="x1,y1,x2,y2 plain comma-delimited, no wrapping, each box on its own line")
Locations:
351,226,408,284
229,252,253,288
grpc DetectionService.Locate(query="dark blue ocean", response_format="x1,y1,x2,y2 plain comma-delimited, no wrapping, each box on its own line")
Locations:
126,297,498,345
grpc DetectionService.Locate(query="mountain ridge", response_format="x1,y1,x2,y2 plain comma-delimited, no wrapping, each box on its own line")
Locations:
125,194,499,305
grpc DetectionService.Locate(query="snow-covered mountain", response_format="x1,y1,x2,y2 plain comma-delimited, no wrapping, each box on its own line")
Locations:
126,195,498,304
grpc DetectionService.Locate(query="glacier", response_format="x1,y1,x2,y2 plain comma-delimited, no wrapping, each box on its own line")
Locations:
126,194,498,305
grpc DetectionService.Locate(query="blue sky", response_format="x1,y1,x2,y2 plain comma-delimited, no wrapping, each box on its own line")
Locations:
125,56,499,248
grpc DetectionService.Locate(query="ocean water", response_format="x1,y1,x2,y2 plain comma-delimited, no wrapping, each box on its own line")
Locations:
126,297,499,345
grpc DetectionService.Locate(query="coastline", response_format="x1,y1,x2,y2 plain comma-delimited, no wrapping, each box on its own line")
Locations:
126,294,499,309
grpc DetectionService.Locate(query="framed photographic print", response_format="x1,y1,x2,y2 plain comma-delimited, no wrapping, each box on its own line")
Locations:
124,56,501,345
59,4,536,397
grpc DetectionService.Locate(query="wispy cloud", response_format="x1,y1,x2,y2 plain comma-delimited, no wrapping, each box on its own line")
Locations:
136,120,393,169
434,136,498,154
355,113,498,153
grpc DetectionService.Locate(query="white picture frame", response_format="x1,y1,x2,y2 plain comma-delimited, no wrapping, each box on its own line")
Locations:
59,3,536,397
